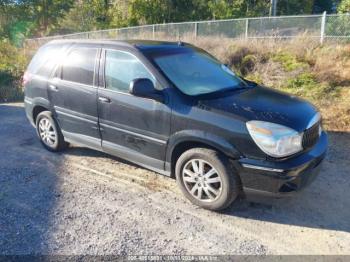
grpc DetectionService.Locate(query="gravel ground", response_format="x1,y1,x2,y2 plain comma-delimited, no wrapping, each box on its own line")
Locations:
0,103,349,255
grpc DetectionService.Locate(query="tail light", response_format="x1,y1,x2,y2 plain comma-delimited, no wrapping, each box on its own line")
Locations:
22,71,32,86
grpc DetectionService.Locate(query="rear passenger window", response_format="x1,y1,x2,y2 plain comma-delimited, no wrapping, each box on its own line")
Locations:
105,50,154,93
62,48,97,86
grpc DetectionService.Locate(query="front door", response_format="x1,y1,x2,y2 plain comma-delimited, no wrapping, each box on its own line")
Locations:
97,49,171,172
49,46,101,149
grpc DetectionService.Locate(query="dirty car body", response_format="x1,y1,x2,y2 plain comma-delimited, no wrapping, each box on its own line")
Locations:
24,40,327,210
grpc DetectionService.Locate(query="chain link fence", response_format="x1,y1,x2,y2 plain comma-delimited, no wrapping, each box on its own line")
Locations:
25,13,350,50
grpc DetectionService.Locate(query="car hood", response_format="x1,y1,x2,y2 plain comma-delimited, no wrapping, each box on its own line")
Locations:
197,86,318,132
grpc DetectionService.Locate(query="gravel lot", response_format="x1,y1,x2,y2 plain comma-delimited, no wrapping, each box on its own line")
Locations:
0,103,350,255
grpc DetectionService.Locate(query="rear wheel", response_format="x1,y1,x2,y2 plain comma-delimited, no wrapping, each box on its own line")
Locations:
36,111,68,152
175,148,241,211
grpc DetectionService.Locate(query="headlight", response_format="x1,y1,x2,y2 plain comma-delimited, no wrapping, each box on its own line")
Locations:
246,121,303,158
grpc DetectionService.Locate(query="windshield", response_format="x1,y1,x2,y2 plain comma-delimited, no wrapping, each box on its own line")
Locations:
151,50,246,96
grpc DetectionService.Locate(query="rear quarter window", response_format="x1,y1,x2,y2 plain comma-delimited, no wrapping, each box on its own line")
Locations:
27,44,65,77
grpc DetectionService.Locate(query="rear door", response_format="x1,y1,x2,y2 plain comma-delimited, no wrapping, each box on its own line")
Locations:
48,45,101,149
97,48,171,172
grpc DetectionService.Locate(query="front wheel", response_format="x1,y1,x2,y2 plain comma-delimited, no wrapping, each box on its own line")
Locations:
36,111,68,152
175,148,241,211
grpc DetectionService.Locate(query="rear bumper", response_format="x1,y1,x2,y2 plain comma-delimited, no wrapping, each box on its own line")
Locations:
24,97,35,127
236,131,328,197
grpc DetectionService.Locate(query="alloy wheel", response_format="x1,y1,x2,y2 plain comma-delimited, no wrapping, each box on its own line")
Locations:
38,117,57,147
182,159,222,202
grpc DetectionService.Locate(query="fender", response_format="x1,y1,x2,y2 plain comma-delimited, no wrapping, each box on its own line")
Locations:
166,129,242,165
24,96,51,126
31,97,51,109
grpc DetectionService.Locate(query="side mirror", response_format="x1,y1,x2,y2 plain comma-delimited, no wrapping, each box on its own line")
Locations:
129,78,164,103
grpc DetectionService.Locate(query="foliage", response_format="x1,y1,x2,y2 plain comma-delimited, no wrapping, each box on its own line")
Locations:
29,0,74,35
240,54,258,75
325,13,350,37
109,0,132,28
57,0,110,34
127,0,203,25
207,0,246,20
277,0,314,15
0,0,345,42
0,41,28,102
0,0,74,44
313,0,335,13
338,0,350,13
285,72,319,92
0,1,32,45
272,52,308,72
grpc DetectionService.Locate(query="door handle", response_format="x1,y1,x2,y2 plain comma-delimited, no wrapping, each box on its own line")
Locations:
49,84,58,91
98,97,111,103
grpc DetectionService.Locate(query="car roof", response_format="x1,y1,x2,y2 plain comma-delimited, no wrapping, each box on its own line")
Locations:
46,39,193,52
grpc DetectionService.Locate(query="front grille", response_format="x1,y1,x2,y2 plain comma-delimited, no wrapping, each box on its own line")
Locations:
302,122,320,149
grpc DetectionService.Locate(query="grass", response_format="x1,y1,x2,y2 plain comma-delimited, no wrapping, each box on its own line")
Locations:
271,52,308,72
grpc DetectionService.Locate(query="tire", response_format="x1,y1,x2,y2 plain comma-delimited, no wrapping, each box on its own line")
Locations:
35,111,68,152
175,148,240,211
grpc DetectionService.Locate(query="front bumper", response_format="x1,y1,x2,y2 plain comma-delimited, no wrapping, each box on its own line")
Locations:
236,131,328,197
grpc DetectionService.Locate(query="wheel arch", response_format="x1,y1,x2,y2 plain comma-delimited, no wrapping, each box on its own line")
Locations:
31,98,51,123
166,130,241,178
33,105,49,123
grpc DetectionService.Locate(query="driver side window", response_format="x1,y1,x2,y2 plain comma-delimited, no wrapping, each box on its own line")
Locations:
105,50,155,93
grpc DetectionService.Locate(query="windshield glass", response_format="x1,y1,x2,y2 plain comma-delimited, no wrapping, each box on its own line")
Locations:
151,50,245,96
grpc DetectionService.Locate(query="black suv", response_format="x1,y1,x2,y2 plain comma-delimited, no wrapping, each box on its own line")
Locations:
24,40,327,210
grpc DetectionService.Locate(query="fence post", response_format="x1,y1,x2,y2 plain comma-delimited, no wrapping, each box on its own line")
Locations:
152,24,155,40
320,11,327,44
194,22,198,38
245,18,249,39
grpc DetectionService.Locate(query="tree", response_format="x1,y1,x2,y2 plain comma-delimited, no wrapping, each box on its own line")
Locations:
207,0,238,20
2,0,345,41
276,0,314,15
121,0,270,26
57,0,109,34
338,0,350,13
0,0,36,45
125,0,209,25
312,0,335,13
108,0,132,28
0,0,74,40
27,0,74,36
